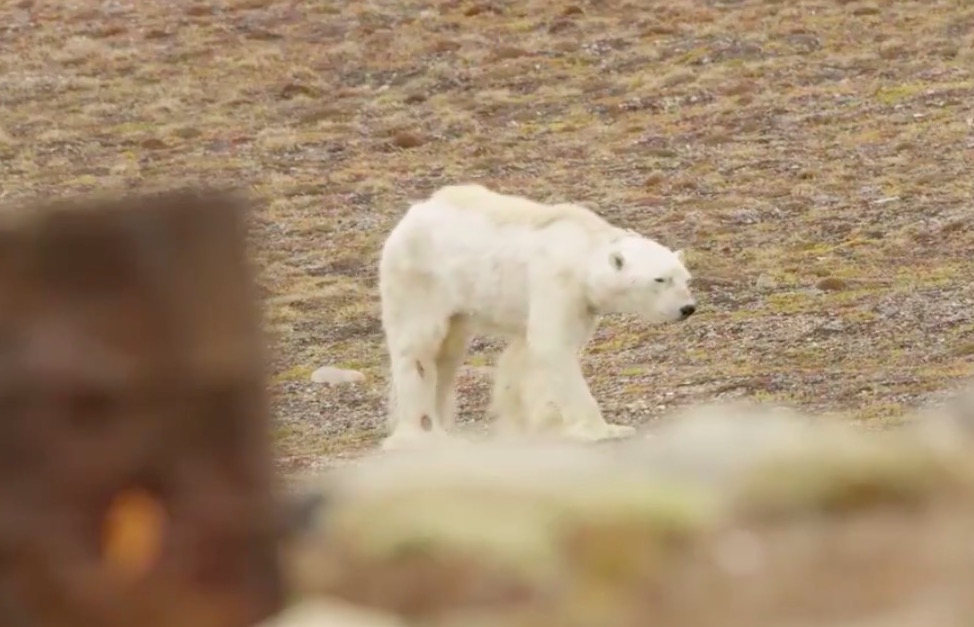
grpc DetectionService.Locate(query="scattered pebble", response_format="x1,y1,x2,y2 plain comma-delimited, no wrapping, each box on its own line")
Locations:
310,366,365,385
644,172,665,188
463,3,503,17
816,277,849,292
430,39,461,53
279,82,318,100
391,131,426,149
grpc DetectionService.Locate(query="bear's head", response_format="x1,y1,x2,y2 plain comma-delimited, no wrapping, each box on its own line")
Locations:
586,234,696,323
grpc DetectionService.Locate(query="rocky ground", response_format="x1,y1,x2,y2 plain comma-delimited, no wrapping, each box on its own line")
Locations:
1,0,973,474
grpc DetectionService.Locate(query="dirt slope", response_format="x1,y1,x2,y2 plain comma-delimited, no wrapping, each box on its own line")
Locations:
1,0,973,474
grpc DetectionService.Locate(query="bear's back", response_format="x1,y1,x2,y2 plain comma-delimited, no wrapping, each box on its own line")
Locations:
429,184,617,235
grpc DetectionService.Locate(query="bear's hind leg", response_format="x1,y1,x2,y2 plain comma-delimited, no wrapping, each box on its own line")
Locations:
381,312,453,451
434,314,471,430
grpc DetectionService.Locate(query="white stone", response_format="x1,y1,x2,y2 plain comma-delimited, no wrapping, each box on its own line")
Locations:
310,366,365,385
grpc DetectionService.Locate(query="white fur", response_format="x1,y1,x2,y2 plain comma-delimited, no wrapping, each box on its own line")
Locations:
377,183,696,450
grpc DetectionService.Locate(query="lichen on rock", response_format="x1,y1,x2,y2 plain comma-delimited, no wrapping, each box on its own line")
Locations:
277,396,974,625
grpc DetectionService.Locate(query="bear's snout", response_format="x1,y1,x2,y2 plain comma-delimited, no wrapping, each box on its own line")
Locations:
679,304,696,319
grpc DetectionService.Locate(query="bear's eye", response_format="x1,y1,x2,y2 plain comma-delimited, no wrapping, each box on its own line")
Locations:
654,278,666,283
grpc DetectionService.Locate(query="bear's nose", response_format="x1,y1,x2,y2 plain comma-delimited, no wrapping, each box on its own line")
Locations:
679,304,696,319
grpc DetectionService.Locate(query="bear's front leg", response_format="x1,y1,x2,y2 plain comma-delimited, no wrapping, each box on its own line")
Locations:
524,277,635,442
524,349,634,441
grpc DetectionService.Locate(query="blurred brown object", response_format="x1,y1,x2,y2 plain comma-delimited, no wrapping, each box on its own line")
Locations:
0,189,283,627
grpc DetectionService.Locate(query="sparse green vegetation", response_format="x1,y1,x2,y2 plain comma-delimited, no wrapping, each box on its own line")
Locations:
2,0,973,474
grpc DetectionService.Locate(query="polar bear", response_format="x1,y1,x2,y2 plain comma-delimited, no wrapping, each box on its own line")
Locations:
377,183,696,450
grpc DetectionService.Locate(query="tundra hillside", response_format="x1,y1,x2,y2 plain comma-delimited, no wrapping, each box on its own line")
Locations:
1,0,972,473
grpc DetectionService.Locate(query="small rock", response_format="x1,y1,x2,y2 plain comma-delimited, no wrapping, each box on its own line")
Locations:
403,92,427,104
561,5,583,16
279,82,319,100
816,277,849,292
185,4,213,16
391,131,426,149
644,172,665,188
310,366,365,385
431,39,461,53
463,3,503,17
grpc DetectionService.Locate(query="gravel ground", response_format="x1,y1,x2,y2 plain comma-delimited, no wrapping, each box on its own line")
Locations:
1,0,973,475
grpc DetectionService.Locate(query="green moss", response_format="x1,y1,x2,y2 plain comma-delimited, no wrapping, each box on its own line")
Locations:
894,265,963,286
619,366,647,377
916,363,974,379
749,390,789,404
272,422,308,445
874,84,923,105
739,436,974,518
337,359,375,372
331,478,719,581
273,364,314,383
332,491,568,580
589,330,645,354
950,342,974,358
765,291,815,314
467,354,490,367
855,401,907,424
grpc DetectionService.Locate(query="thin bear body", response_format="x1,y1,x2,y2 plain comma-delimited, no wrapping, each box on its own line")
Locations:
378,184,696,450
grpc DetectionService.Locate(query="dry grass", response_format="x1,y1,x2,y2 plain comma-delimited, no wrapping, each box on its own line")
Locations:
2,0,973,475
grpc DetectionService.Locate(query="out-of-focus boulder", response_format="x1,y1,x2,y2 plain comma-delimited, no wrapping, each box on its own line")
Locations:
276,399,974,627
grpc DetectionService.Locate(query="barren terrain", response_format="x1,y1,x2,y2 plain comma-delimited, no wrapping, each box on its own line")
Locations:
2,0,973,474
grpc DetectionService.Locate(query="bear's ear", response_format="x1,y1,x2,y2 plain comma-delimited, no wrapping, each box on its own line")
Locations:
609,252,625,270
675,249,686,263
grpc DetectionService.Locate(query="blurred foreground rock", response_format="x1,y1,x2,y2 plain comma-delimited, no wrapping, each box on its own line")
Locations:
280,401,974,627
0,189,283,627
